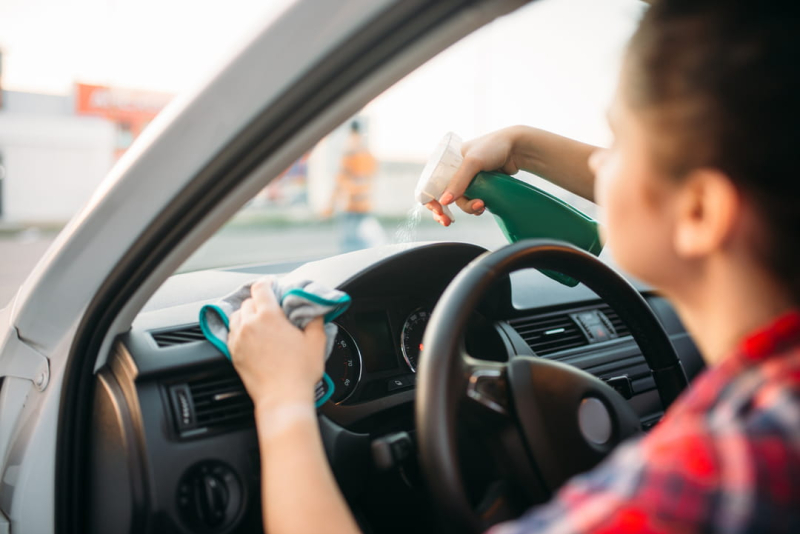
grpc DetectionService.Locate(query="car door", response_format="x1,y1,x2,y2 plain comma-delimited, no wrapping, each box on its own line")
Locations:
0,1,530,532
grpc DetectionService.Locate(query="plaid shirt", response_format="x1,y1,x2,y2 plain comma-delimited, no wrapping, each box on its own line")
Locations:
489,310,800,534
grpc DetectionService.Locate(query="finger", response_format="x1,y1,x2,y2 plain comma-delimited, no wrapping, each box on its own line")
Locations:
250,275,275,297
229,309,242,331
440,156,484,205
455,197,485,215
425,200,444,217
304,317,326,342
425,200,452,226
250,277,281,314
433,211,451,226
305,318,329,366
240,297,257,319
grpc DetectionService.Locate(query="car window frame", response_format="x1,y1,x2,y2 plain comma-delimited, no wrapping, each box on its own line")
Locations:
53,1,532,532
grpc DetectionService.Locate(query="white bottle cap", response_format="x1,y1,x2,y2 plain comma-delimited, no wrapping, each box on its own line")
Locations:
414,132,464,221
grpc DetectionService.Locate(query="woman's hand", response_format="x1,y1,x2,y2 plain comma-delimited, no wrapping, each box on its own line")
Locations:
425,126,599,226
229,277,362,534
426,126,524,226
228,277,327,412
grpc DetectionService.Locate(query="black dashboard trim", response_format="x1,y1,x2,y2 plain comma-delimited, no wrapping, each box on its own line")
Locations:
92,243,705,534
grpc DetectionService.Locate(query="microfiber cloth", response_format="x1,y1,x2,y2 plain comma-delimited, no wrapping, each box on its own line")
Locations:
199,278,352,408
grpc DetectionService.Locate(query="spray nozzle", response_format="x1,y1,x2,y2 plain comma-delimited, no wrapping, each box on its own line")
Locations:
415,132,464,222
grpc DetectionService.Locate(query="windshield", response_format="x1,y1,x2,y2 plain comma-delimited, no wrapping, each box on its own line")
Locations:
0,0,296,306
178,0,642,273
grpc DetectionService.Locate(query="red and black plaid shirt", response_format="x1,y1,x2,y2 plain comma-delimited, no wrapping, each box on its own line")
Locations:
489,310,800,534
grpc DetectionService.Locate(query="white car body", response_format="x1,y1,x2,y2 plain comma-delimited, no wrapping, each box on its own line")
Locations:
0,1,529,531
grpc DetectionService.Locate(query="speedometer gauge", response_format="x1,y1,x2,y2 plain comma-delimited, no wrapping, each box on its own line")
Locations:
325,325,362,404
400,309,431,372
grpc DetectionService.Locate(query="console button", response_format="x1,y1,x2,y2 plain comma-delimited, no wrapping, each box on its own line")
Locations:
606,375,633,399
387,376,409,391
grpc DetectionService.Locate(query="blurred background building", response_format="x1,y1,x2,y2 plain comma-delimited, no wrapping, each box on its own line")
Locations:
0,73,427,227
0,65,171,225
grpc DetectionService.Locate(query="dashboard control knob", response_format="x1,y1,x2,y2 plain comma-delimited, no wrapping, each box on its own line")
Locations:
177,460,243,532
198,472,228,526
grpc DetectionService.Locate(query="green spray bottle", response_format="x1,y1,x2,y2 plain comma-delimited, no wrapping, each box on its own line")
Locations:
415,132,602,287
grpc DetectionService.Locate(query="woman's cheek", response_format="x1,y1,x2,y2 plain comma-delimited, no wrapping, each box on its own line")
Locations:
592,149,620,244
600,163,680,288
595,150,652,280
594,147,620,200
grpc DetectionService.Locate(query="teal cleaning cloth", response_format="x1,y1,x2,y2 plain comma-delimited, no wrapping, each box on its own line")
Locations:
199,278,352,408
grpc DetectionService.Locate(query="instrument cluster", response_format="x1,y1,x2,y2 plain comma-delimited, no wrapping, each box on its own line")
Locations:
324,301,504,406
325,305,433,404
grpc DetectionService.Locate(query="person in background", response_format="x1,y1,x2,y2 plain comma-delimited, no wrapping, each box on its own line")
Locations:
324,120,379,252
228,1,800,533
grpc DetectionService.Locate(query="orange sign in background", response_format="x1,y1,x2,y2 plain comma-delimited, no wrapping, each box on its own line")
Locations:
75,83,173,157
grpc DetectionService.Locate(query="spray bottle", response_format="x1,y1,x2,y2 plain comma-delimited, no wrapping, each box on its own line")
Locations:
415,132,602,287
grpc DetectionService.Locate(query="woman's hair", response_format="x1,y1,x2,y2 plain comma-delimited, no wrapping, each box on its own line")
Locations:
627,0,800,303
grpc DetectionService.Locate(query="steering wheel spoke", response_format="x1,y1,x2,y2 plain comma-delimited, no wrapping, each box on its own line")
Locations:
459,356,549,526
462,356,510,418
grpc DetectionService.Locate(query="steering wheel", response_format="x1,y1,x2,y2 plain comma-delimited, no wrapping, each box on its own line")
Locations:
415,240,688,533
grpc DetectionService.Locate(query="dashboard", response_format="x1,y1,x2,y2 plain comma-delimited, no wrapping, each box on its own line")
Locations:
321,290,506,408
87,242,705,534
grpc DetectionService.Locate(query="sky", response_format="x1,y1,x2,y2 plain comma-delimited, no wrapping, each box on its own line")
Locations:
365,0,644,159
0,0,644,160
0,0,295,93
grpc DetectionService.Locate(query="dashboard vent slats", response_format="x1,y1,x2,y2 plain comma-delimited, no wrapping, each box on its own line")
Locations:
152,324,206,348
168,369,253,438
509,303,633,357
191,374,252,428
508,314,587,356
508,304,654,396
596,304,631,337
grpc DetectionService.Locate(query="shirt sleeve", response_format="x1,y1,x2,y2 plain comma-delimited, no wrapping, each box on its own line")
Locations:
485,420,726,534
482,328,800,534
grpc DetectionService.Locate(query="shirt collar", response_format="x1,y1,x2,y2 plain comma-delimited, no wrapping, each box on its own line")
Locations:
739,309,800,362
667,308,800,416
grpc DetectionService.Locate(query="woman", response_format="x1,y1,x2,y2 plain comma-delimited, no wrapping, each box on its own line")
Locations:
228,0,800,532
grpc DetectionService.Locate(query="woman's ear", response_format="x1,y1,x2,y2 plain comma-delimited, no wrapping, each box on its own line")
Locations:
673,169,740,259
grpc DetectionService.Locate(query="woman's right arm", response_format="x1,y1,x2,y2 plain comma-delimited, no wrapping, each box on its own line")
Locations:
426,126,599,225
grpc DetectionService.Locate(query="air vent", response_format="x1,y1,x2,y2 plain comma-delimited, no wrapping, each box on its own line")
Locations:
596,305,631,337
508,313,587,356
510,304,654,398
152,324,206,348
509,304,633,356
168,369,253,438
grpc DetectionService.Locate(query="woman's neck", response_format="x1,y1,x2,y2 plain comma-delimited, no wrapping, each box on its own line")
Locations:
670,258,796,366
